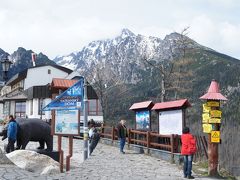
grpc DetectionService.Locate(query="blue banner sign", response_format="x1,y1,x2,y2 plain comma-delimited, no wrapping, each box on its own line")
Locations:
42,78,84,111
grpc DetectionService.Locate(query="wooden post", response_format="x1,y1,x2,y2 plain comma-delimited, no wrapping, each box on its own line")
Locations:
58,135,64,173
112,126,115,142
128,129,131,148
208,101,220,176
101,125,104,138
66,136,73,171
208,134,219,176
170,134,174,163
147,131,150,154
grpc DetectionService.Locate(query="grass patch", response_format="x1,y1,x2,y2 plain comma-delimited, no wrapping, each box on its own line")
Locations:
192,161,237,179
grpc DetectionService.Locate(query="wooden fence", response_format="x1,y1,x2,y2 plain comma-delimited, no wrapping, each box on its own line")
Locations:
100,125,208,160
101,125,180,154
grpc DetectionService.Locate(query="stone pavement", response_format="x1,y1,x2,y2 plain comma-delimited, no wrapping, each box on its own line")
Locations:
0,137,219,180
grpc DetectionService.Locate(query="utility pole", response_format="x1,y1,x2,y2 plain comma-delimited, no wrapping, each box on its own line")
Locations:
83,78,89,160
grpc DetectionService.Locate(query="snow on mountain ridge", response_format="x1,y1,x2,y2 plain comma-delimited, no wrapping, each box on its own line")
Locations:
53,28,203,83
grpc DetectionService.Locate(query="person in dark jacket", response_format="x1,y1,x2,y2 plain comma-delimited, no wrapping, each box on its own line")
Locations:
181,127,196,179
117,119,127,154
6,115,18,153
88,119,100,155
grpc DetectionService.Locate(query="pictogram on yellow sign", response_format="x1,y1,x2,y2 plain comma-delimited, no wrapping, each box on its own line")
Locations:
203,103,211,113
211,131,220,143
210,110,222,118
207,101,220,107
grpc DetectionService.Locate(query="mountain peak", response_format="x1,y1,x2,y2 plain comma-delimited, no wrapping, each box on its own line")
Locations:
120,28,135,38
164,32,182,40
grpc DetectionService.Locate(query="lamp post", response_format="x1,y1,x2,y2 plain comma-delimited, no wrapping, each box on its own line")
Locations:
83,78,89,160
1,55,12,82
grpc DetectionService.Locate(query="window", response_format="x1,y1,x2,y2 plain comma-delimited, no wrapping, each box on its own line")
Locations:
97,100,103,115
38,99,45,115
79,99,103,116
30,100,33,115
88,99,103,115
48,69,51,74
15,101,26,118
3,101,10,116
89,99,97,115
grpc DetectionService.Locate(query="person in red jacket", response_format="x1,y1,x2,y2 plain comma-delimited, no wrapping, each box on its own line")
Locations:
181,127,196,179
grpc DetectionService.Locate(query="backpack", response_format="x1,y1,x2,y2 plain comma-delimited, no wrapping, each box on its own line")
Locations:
92,128,100,142
189,136,197,154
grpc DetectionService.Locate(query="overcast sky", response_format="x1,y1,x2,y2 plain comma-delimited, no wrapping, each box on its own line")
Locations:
0,0,239,59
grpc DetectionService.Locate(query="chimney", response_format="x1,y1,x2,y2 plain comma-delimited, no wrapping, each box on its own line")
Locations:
31,53,37,67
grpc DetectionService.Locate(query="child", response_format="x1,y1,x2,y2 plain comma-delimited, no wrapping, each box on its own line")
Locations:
181,127,197,179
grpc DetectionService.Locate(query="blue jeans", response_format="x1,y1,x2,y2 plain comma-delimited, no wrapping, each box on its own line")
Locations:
183,155,193,177
119,138,126,152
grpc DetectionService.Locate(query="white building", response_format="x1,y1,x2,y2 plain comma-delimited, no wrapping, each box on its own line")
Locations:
0,64,103,123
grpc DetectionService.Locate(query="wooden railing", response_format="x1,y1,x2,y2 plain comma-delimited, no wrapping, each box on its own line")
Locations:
100,125,208,160
100,125,180,154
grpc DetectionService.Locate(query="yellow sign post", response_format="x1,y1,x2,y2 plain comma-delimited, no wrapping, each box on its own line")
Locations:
200,80,227,176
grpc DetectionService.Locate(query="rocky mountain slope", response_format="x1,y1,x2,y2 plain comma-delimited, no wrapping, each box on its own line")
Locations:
0,47,55,81
54,29,211,83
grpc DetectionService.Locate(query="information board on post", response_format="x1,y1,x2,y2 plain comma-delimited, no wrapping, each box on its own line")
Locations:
55,110,79,135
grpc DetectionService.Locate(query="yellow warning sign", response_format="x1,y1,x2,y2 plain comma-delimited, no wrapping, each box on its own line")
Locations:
203,103,211,113
202,113,210,123
210,110,222,118
203,124,212,133
209,118,221,123
207,101,220,107
211,131,220,143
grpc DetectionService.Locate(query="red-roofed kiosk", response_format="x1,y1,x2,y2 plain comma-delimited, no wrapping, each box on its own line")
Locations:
129,101,154,130
152,99,191,135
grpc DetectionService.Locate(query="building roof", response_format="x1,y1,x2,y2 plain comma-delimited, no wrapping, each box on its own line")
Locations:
129,101,154,110
28,64,73,74
200,80,227,101
51,78,78,89
6,70,28,86
152,99,191,111
0,92,27,101
5,64,73,86
51,78,98,100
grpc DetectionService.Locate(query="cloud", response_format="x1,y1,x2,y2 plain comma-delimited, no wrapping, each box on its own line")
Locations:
0,0,239,60
172,15,240,59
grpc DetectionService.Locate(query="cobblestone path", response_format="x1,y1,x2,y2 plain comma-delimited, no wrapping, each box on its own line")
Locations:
0,137,218,180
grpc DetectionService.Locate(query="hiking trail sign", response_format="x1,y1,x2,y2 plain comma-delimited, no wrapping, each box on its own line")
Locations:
42,78,84,111
199,80,227,176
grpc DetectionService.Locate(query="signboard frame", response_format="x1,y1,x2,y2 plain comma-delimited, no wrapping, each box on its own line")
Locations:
54,110,80,136
135,110,151,130
158,109,183,135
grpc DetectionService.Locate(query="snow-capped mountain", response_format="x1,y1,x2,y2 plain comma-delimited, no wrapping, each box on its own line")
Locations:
54,28,204,83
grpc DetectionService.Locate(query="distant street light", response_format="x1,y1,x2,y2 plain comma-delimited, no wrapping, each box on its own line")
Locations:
1,55,12,82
